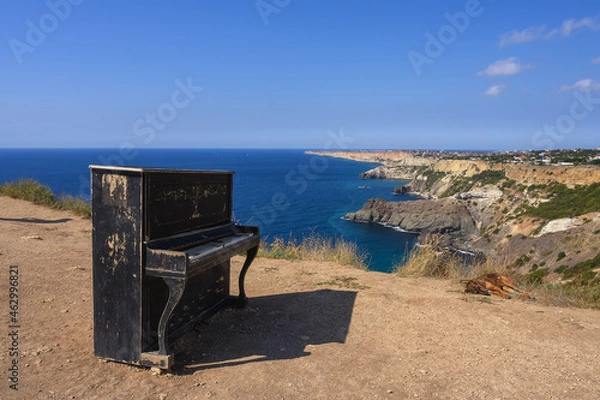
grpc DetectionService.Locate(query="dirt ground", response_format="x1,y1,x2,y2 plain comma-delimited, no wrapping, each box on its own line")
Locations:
1,196,600,400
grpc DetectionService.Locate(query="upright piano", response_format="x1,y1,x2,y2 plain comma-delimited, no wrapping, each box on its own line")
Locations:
90,165,259,370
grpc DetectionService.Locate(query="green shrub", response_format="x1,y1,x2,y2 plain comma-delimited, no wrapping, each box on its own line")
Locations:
502,179,516,189
525,183,600,219
513,254,530,267
525,268,549,284
557,251,566,261
560,253,600,280
471,170,506,186
555,265,569,274
0,178,56,205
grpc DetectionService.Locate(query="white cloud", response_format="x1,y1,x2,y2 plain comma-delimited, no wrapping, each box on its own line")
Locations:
499,16,600,47
558,78,600,93
592,57,600,64
558,17,600,36
478,57,533,77
499,26,548,47
483,84,507,97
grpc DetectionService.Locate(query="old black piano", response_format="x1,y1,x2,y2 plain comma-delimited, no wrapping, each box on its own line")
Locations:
90,165,259,370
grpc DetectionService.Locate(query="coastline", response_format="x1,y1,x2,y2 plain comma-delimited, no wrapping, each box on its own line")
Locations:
309,149,600,279
305,150,426,181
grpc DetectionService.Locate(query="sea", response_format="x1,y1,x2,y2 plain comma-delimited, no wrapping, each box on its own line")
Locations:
0,148,418,272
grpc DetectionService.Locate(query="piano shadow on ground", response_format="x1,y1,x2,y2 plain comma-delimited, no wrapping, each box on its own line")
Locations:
0,217,72,224
173,289,357,374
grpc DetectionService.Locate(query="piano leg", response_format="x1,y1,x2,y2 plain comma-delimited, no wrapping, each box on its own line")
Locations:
158,278,186,355
140,277,185,370
236,245,258,306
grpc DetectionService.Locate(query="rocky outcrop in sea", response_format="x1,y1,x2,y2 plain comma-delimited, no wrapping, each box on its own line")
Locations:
344,198,478,237
359,166,417,180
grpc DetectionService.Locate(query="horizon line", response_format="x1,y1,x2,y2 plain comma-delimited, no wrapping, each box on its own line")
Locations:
1,146,598,152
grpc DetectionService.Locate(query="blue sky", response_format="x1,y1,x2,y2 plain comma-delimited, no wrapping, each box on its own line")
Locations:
1,0,599,150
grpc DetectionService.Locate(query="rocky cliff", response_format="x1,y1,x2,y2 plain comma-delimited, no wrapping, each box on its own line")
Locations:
344,198,478,237
359,166,417,180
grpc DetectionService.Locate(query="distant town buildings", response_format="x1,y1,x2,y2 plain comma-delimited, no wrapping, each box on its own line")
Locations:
397,148,600,166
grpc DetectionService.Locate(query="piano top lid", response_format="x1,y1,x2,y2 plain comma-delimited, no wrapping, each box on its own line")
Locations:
89,165,235,175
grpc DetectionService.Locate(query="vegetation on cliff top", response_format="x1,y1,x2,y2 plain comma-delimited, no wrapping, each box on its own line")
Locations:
0,178,91,218
525,183,600,219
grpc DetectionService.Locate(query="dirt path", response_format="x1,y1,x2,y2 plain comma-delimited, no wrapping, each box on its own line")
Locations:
1,196,600,399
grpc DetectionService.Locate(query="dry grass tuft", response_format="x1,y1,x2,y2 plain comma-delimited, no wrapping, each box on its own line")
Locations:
258,234,368,269
397,234,480,280
0,178,91,218
530,282,600,309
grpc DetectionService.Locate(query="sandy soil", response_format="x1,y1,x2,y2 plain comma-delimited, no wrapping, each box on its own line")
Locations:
1,196,600,399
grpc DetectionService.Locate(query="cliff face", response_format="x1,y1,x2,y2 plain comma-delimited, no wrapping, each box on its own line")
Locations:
503,164,600,186
432,160,492,177
306,150,433,166
359,160,498,196
359,166,417,180
345,198,478,237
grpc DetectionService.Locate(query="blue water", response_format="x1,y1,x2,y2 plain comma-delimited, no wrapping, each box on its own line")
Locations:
0,149,418,272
